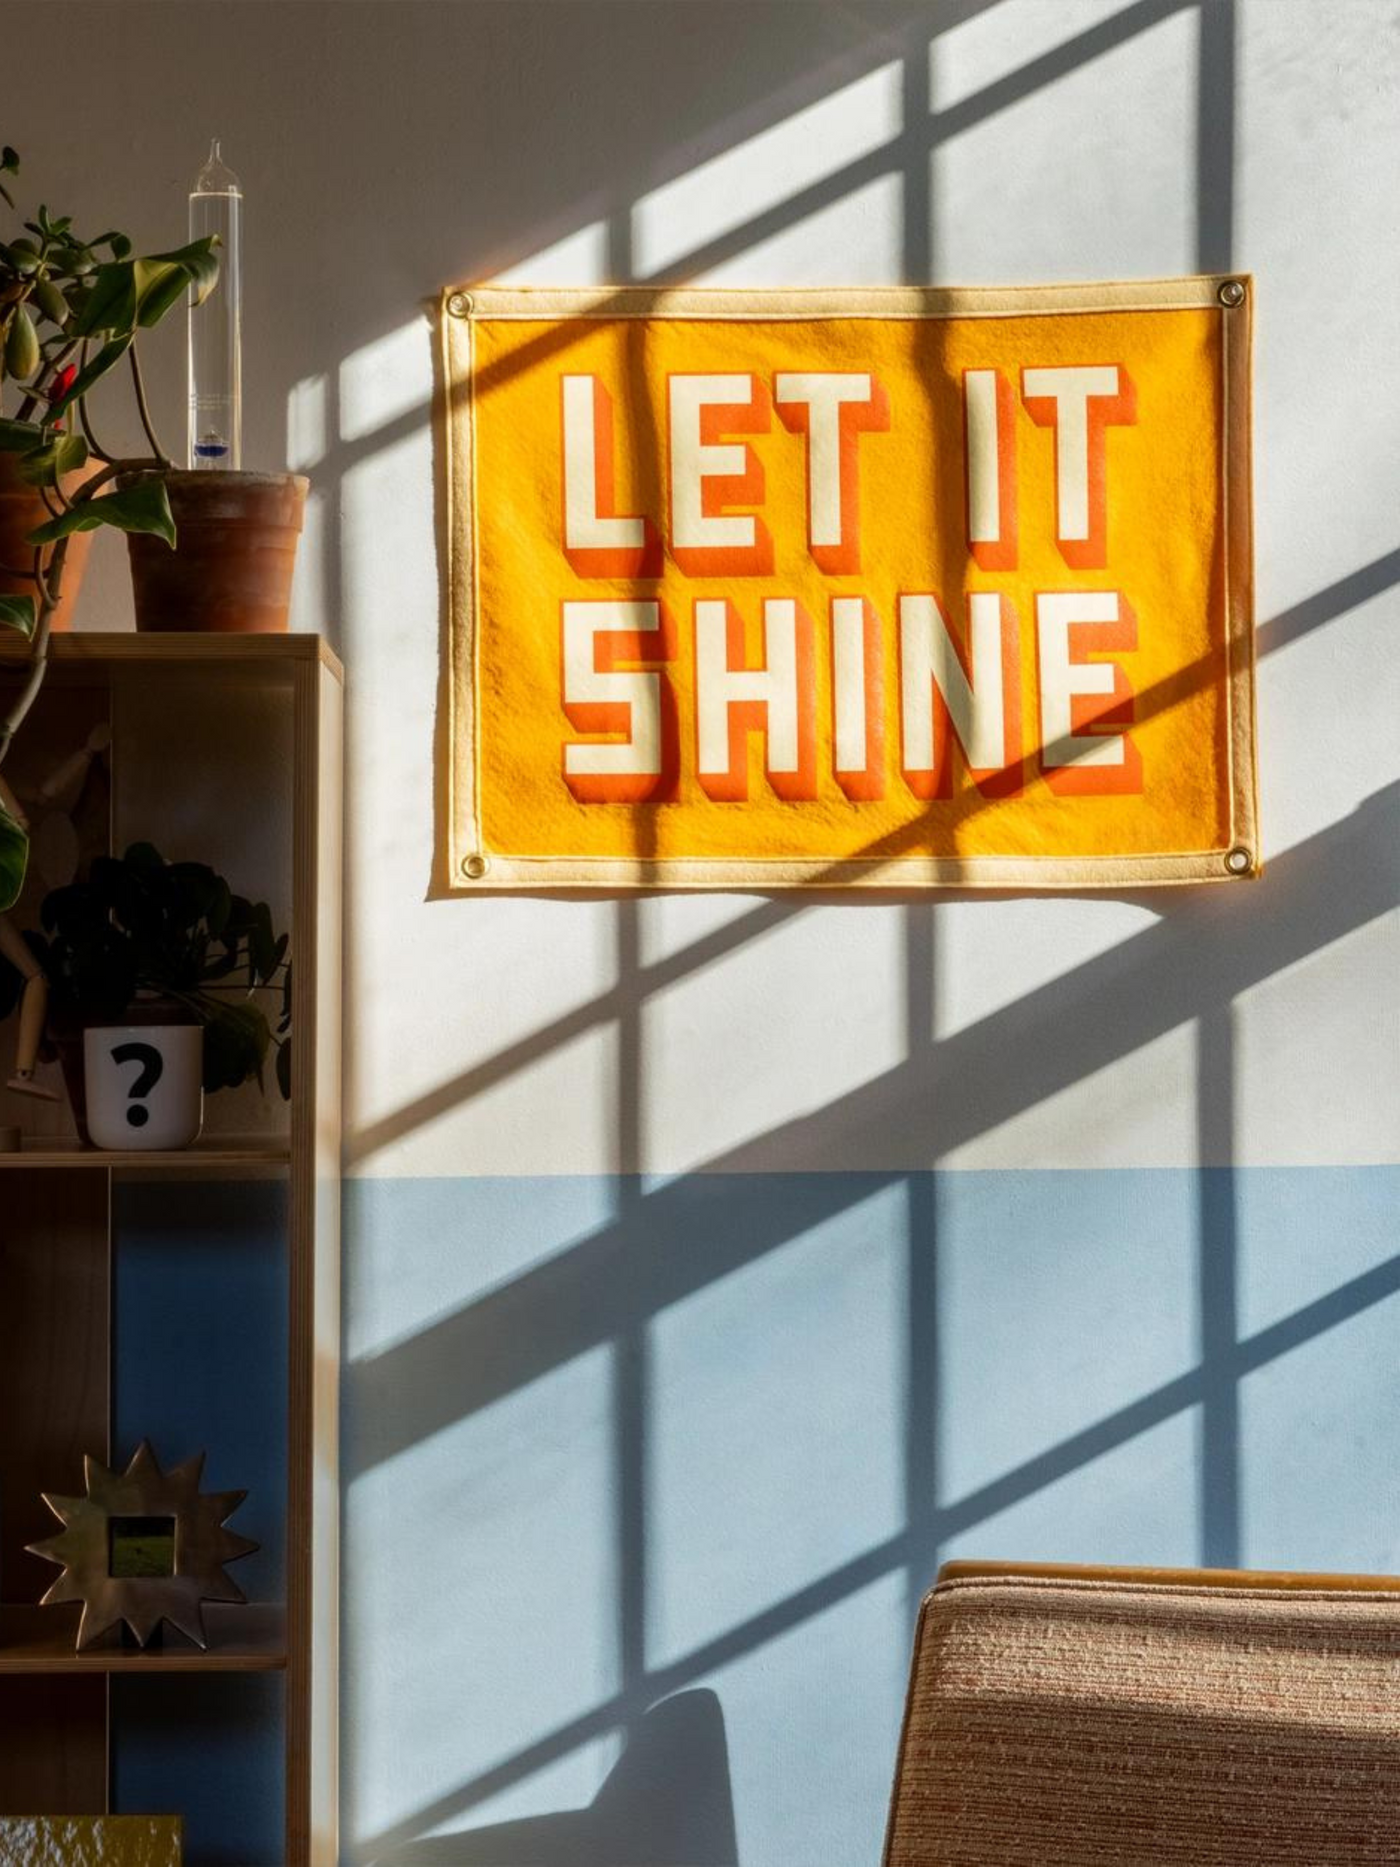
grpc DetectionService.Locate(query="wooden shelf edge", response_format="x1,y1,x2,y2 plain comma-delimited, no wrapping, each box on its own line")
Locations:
0,1136,291,1170
0,1602,288,1672
0,630,344,683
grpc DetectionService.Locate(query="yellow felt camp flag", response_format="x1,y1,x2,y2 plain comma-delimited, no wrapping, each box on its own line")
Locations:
443,280,1255,889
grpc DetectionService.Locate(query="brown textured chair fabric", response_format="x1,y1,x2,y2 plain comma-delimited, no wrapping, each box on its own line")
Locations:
884,1563,1400,1866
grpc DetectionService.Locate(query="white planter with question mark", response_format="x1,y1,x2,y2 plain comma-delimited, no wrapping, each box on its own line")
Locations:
84,1024,204,1151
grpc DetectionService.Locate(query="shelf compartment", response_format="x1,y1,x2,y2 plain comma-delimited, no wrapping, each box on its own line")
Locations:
0,1603,287,1672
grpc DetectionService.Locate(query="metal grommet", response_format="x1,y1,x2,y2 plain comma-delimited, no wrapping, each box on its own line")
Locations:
447,291,474,319
1218,279,1245,308
461,852,489,880
1225,846,1252,875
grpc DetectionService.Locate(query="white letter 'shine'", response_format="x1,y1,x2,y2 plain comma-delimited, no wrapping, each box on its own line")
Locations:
563,600,667,778
900,591,1008,776
1036,590,1125,767
696,596,804,775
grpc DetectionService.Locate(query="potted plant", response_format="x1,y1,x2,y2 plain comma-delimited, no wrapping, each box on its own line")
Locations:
0,142,214,916
0,141,222,621
0,140,307,919
12,840,292,1148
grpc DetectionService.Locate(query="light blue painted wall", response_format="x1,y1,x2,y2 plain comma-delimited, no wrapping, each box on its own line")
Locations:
343,1169,1400,1863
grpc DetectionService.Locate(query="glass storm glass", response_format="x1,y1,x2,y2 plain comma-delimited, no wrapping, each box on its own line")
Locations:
188,138,242,469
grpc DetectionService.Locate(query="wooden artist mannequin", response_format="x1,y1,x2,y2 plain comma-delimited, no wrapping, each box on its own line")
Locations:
2,724,110,1100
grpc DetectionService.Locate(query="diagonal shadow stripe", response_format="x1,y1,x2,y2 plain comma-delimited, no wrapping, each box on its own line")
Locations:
349,545,1400,1168
1258,549,1400,655
711,783,1399,1173
355,1242,1400,1859
930,0,1197,143
347,781,1400,1473
315,0,1213,514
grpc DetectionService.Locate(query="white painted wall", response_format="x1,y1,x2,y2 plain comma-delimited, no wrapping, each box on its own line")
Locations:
10,3,1400,1862
11,0,1396,1181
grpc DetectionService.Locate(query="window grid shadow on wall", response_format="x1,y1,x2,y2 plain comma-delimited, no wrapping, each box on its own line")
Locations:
336,2,1400,1854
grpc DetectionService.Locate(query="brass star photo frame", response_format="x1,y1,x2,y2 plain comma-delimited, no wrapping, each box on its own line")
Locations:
25,1439,258,1650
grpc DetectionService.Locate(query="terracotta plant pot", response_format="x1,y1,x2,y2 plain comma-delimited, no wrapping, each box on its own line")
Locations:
125,470,308,633
0,452,96,632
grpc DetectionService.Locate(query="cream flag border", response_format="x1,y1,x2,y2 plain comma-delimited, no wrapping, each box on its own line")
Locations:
441,279,1257,891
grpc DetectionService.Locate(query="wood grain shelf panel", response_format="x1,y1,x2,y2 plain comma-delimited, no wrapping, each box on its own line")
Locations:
0,1603,287,1673
0,1137,291,1170
0,631,344,681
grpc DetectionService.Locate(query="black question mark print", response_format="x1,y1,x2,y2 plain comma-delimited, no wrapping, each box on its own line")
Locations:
110,1041,164,1127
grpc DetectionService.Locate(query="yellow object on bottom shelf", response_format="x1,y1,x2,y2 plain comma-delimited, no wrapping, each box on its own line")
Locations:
0,1816,181,1865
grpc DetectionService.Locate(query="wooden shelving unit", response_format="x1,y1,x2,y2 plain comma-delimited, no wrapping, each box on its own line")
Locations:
0,634,342,1865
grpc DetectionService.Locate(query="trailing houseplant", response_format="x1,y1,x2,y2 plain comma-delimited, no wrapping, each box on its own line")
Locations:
0,141,220,910
2,839,293,1141
31,840,293,1110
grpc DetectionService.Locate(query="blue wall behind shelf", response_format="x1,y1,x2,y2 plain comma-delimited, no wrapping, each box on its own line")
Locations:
110,1181,287,1867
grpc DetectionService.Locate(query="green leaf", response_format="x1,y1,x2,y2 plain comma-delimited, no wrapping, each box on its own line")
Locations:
249,900,277,982
206,875,232,938
45,331,131,421
3,239,39,277
0,241,39,277
4,304,39,379
0,804,27,914
31,277,68,325
132,259,187,329
0,416,45,453
16,430,88,488
135,237,220,327
27,476,175,547
202,999,271,1094
0,593,36,637
71,259,136,336
0,149,18,174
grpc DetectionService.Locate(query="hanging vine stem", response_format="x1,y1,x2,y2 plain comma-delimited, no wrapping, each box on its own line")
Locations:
128,344,170,468
0,452,160,771
0,538,65,769
74,339,115,464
